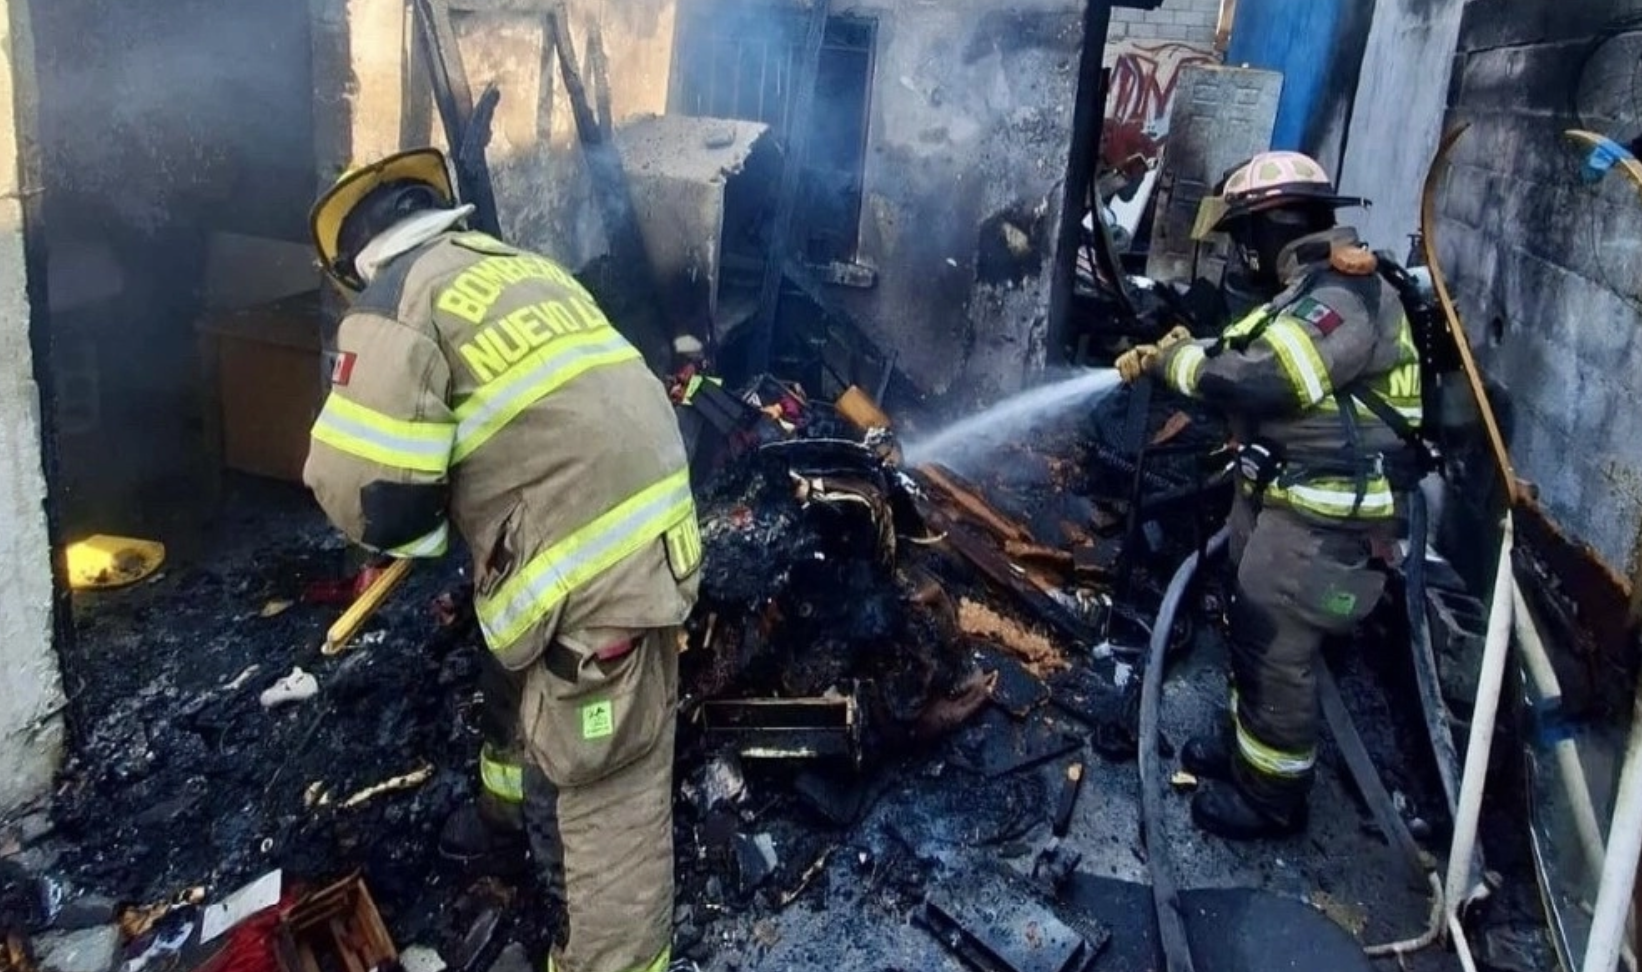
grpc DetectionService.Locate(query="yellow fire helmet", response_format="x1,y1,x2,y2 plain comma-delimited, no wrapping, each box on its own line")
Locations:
310,147,456,290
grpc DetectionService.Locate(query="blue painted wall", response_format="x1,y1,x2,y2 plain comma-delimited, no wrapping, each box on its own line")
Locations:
1227,0,1376,162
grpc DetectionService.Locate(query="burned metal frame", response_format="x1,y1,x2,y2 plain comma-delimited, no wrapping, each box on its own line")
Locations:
1047,1,1165,367
698,686,865,765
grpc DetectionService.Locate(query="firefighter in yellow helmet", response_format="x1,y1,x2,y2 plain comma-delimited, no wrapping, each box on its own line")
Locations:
1117,151,1421,840
304,148,702,972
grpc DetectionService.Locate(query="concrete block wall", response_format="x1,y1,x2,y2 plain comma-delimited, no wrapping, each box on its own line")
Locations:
1437,0,1642,573
0,0,66,815
1108,0,1222,45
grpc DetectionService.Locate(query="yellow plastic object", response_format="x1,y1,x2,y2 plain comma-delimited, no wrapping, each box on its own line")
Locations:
65,535,166,590
323,558,414,655
835,385,892,432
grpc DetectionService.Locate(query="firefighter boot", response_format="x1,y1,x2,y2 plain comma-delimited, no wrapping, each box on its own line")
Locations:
1190,780,1308,841
437,791,526,862
440,743,527,864
1180,725,1234,781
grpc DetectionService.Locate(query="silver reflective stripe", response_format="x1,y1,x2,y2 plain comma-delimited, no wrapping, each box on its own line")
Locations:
389,523,449,558
1263,321,1329,404
1285,482,1395,513
1169,344,1207,394
313,401,454,472
479,474,693,646
1235,720,1316,778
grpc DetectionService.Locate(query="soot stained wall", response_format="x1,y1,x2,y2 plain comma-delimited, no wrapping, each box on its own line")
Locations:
36,0,317,534
1437,0,1642,572
826,0,1087,399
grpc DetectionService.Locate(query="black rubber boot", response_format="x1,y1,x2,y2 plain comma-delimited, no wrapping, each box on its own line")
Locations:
1190,781,1307,840
439,798,529,873
1180,730,1233,781
438,805,494,861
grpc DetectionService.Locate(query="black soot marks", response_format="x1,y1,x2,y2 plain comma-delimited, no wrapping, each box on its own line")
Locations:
976,206,1047,286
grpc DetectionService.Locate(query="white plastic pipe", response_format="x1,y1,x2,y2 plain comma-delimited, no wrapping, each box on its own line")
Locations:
1445,518,1515,920
1449,912,1481,972
1582,675,1642,972
1512,581,1608,883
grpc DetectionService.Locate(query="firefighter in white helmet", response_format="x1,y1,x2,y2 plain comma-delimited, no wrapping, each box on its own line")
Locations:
1117,151,1421,840
304,147,701,972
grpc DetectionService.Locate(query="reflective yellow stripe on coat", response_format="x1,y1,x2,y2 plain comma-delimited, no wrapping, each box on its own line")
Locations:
387,523,450,559
452,328,642,463
1262,318,1332,408
1249,475,1397,520
477,469,696,654
312,394,456,474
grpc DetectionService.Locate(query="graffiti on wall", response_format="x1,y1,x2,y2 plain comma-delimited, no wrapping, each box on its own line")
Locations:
1101,39,1218,173
1107,40,1218,131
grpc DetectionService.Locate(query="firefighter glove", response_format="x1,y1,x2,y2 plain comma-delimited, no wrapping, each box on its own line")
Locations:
1115,344,1161,384
1158,324,1194,351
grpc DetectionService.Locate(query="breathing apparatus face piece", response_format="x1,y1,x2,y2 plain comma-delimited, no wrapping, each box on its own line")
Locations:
1226,205,1333,287
335,180,444,283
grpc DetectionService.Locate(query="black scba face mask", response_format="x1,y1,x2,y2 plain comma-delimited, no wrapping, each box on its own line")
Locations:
1229,207,1321,284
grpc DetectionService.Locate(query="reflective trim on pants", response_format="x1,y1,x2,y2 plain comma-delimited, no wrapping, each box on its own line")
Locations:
1233,708,1316,779
479,744,525,804
546,947,670,972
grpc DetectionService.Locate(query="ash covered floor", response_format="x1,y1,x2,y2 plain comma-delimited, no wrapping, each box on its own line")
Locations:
0,387,1543,972
38,476,553,962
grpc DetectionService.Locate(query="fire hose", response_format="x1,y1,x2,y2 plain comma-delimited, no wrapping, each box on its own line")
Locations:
1138,525,1228,972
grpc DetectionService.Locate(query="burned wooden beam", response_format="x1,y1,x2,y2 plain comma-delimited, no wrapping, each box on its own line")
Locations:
1003,540,1075,575
916,493,1090,649
918,464,1031,544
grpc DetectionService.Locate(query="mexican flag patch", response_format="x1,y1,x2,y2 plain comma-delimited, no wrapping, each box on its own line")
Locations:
1291,297,1344,336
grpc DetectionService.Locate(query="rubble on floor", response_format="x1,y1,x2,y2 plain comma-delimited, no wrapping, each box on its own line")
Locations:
0,371,1480,972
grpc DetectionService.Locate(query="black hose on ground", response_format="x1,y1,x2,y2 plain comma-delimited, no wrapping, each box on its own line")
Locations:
1404,482,1484,893
1138,525,1229,972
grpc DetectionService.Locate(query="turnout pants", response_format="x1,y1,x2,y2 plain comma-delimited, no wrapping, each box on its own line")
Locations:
519,627,679,972
1226,495,1389,816
475,652,528,825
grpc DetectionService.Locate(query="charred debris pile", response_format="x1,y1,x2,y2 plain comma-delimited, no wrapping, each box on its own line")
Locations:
664,369,1235,963
2,371,1237,972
